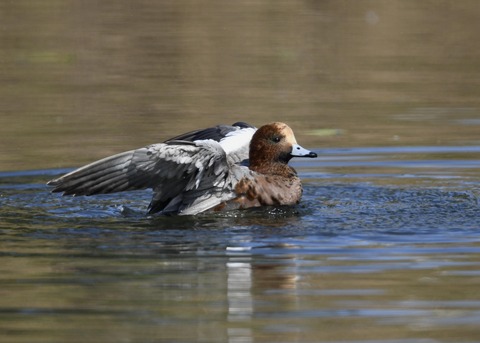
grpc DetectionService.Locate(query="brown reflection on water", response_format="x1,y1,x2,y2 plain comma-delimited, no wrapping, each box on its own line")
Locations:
2,235,480,342
1,1,480,171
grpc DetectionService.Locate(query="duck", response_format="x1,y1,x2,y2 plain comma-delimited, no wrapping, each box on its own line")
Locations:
47,122,317,215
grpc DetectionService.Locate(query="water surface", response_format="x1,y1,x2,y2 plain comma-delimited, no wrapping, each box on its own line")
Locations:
1,146,480,342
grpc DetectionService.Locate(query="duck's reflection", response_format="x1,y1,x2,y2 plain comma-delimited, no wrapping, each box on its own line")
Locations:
227,260,253,321
226,244,298,343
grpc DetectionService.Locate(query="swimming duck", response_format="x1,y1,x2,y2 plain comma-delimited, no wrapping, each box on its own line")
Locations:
47,122,317,215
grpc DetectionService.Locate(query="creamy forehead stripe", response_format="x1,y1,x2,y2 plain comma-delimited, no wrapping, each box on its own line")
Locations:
274,123,297,144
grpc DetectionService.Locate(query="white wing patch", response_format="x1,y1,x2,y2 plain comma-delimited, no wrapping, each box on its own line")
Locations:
219,127,256,155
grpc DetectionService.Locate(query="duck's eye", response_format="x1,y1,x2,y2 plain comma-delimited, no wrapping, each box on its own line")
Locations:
271,136,282,143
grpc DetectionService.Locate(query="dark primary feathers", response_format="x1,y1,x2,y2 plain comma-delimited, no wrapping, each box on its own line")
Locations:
165,122,255,143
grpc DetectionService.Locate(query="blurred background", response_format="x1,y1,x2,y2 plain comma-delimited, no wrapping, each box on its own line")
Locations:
1,0,480,171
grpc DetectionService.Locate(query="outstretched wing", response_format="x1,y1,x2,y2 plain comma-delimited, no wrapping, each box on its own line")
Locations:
47,140,233,214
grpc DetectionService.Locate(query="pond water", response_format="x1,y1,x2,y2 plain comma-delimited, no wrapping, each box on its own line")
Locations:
1,1,480,342
1,146,480,343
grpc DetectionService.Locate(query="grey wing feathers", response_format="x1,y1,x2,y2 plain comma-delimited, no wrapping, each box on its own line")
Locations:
147,140,234,214
47,149,156,195
47,140,233,215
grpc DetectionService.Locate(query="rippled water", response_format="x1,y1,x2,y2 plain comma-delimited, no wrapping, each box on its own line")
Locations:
1,146,479,342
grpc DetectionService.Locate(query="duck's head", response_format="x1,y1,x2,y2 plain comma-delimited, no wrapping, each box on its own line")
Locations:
249,122,317,173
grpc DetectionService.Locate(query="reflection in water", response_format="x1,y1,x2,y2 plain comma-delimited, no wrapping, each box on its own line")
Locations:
226,242,302,343
227,258,253,343
227,260,253,322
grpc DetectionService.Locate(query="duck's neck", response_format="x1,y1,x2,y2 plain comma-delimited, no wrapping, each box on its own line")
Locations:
249,161,297,177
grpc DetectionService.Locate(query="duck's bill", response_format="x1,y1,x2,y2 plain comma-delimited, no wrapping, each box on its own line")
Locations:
291,144,317,158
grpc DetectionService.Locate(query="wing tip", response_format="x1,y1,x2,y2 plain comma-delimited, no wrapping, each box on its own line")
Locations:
46,179,58,187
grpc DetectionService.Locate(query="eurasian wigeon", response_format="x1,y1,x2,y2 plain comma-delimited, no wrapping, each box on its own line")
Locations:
47,122,317,215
